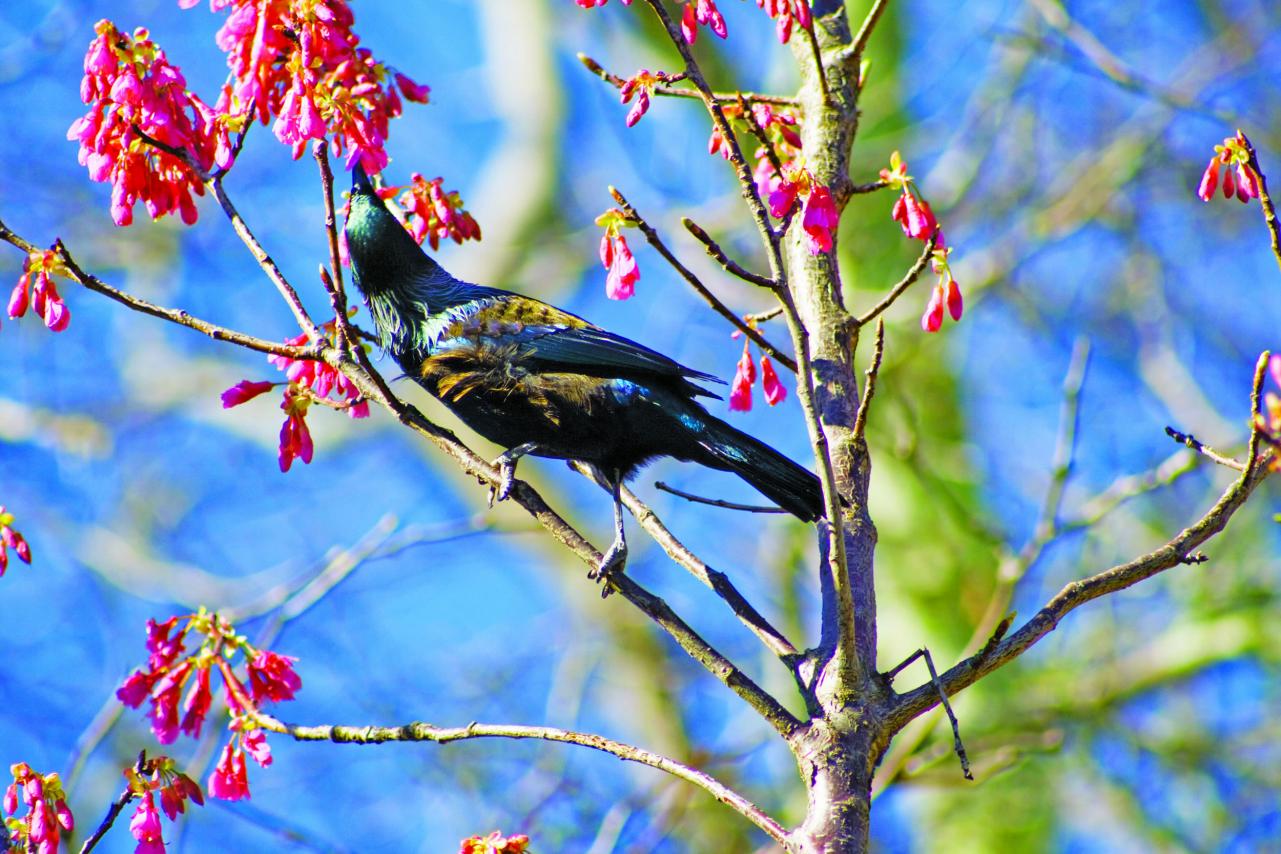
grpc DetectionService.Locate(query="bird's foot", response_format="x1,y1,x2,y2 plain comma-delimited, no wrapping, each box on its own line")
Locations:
488,458,519,508
588,541,628,598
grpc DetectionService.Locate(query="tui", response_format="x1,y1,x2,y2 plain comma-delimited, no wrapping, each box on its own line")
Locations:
344,163,824,581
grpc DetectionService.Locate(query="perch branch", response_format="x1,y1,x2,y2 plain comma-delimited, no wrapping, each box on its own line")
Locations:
259,715,789,845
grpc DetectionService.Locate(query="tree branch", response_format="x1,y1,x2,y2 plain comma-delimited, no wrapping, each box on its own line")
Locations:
1239,133,1281,274
577,53,797,108
0,221,314,360
850,0,892,59
259,715,789,845
855,235,937,327
682,217,776,289
609,187,796,373
850,318,885,443
654,481,788,514
889,452,1274,731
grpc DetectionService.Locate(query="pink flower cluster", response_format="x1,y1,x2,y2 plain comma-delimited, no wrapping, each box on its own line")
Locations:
1197,131,1262,204
116,611,300,803
123,756,204,854
7,248,70,333
222,318,370,472
756,0,812,43
69,4,433,226
729,337,786,412
595,208,641,300
4,763,74,854
459,830,532,854
766,167,839,255
0,505,33,577
575,0,632,7
69,21,230,226
681,0,727,43
189,0,430,174
393,174,482,250
619,69,674,127
880,151,964,332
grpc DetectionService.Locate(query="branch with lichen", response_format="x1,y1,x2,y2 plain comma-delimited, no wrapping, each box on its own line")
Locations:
257,714,790,845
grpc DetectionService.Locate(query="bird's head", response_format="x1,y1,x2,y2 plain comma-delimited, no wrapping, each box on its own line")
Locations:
343,163,437,295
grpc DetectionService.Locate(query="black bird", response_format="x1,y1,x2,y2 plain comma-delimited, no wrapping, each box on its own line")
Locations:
344,164,824,580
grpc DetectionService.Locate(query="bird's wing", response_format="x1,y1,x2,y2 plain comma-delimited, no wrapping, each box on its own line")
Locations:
440,295,724,396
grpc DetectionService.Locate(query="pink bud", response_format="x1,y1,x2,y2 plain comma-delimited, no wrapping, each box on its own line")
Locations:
946,278,963,321
681,3,699,43
222,380,276,409
625,89,650,127
761,355,786,405
921,288,944,333
394,72,431,104
1222,164,1235,199
794,0,812,29
1196,158,1219,201
8,276,28,318
599,234,614,268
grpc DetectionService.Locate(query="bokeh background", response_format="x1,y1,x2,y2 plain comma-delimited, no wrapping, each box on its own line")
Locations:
1,0,1279,851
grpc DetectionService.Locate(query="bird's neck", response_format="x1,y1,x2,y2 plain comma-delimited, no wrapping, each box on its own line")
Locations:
347,195,480,356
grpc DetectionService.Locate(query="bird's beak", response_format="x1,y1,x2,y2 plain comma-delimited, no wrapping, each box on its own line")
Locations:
351,162,375,196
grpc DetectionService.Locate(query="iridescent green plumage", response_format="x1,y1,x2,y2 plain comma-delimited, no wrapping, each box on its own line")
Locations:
344,164,823,578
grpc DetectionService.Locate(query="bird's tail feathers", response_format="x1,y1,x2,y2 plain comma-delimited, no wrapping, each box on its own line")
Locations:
698,416,824,522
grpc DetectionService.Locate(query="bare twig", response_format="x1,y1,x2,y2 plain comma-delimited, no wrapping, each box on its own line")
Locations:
208,175,322,341
654,481,788,514
79,752,146,854
313,142,354,352
1164,426,1245,471
1237,134,1281,274
801,22,833,105
889,450,1274,731
682,217,776,289
744,306,785,325
850,180,890,194
259,715,789,845
886,649,972,780
577,53,797,108
0,226,313,360
851,0,892,58
568,463,801,663
855,236,937,326
1247,350,1270,471
851,319,885,443
610,187,797,372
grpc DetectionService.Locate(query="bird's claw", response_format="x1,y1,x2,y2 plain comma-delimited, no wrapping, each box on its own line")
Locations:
589,542,628,597
488,459,518,508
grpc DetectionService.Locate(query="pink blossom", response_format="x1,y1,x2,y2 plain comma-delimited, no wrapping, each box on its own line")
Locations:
247,650,302,704
761,355,786,405
730,347,755,412
768,180,799,219
801,184,838,254
626,89,651,127
393,173,482,251
208,744,250,801
242,729,273,767
921,285,944,333
117,670,157,708
601,234,640,300
180,665,213,739
278,393,314,473
129,792,164,853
